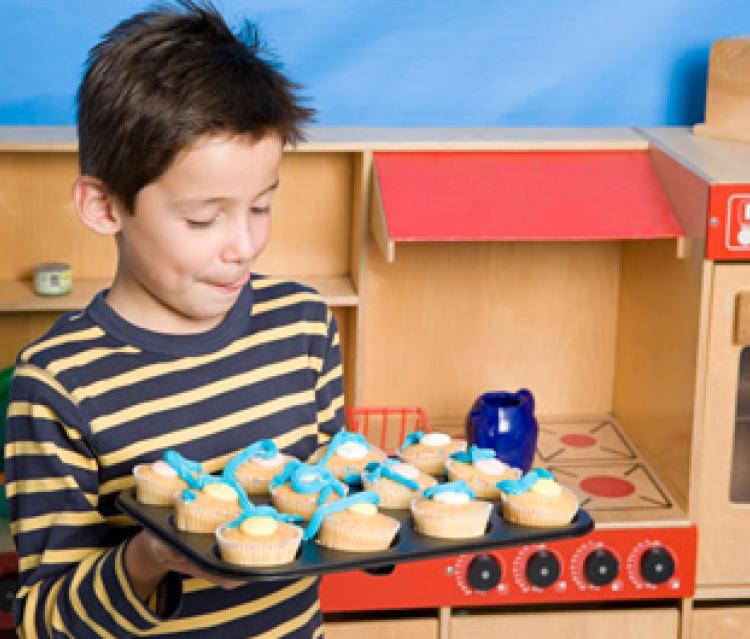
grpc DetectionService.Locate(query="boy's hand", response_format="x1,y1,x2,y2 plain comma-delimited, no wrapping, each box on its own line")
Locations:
126,529,247,602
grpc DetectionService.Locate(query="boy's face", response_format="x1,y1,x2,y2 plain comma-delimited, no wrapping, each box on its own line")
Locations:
110,132,283,333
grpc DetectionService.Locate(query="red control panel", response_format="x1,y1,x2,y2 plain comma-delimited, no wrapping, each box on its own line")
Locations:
706,184,750,260
320,525,696,611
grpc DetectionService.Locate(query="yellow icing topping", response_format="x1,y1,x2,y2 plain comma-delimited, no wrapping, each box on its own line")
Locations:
531,478,562,497
203,482,238,501
348,503,377,516
240,516,278,536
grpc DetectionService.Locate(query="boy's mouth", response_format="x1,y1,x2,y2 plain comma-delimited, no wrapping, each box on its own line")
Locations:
209,272,250,292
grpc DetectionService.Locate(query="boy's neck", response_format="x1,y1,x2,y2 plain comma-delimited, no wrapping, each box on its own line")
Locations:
105,276,228,335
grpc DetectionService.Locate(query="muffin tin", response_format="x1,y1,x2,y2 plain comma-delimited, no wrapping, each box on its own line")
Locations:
116,489,593,581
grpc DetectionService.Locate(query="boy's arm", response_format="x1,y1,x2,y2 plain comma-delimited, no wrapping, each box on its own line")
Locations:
5,363,183,638
316,309,346,443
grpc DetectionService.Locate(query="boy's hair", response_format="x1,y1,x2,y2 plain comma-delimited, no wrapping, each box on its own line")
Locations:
76,0,313,212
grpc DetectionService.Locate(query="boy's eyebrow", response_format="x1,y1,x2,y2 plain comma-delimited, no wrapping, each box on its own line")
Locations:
174,179,280,209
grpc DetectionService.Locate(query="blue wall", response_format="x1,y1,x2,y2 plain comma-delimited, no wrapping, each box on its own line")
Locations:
1,0,749,126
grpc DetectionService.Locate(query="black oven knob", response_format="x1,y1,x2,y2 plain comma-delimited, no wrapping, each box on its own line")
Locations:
466,554,501,591
525,550,560,588
583,548,619,586
640,546,675,585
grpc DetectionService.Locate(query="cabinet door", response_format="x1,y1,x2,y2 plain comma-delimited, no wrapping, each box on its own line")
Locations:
692,606,750,639
324,617,437,639
451,608,679,639
695,264,750,585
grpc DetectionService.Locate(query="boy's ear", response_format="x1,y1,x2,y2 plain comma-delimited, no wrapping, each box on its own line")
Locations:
72,175,124,235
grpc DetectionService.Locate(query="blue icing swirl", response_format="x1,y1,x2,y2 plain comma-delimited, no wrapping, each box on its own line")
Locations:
227,503,304,529
363,458,419,491
422,480,475,501
449,444,496,465
316,430,370,467
270,460,346,506
399,430,425,450
497,468,554,495
222,439,279,484
182,472,251,512
163,450,203,488
303,491,381,541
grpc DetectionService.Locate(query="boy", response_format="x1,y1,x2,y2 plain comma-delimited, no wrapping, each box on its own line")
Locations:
4,2,343,637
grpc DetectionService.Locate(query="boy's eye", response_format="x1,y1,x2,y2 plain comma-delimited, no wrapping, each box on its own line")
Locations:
186,218,216,228
250,206,271,215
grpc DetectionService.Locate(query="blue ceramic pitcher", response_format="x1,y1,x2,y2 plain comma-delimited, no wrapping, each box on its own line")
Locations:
465,389,538,472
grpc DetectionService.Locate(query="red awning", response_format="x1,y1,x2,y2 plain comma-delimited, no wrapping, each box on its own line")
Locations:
373,151,683,242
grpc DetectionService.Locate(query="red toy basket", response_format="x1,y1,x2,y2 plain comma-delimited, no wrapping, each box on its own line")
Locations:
344,406,430,453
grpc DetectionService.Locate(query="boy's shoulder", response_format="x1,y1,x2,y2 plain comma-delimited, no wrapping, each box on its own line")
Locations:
251,274,329,314
16,306,101,370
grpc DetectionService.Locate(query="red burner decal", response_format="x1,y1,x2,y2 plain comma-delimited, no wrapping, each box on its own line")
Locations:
560,434,597,448
579,476,636,498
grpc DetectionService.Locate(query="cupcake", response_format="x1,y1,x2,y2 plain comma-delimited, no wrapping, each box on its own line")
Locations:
304,492,400,552
398,430,467,476
133,450,202,506
223,439,293,495
216,505,304,567
362,458,437,509
269,460,347,521
410,480,492,539
174,476,245,533
498,468,579,527
445,445,521,499
307,430,387,483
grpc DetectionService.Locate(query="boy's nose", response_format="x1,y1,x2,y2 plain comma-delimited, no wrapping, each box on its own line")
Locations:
222,221,256,263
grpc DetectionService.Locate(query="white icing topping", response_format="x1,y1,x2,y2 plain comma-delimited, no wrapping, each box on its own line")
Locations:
434,491,470,505
421,433,451,447
348,503,377,516
254,453,285,468
531,478,562,497
336,441,368,460
241,516,278,536
152,460,178,478
474,458,509,476
391,463,419,480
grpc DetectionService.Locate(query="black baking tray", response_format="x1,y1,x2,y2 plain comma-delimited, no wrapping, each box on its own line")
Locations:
116,489,593,580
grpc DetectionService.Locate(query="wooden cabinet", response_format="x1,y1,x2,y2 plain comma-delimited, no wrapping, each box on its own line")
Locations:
692,604,750,638
451,607,680,639
325,617,438,639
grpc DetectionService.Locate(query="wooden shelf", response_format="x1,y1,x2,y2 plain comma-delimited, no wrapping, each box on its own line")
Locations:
0,275,357,312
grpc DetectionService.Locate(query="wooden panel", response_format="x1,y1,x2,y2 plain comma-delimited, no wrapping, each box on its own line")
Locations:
324,617,437,639
694,263,750,585
692,605,750,638
451,607,679,639
0,152,115,280
254,152,353,277
360,240,620,424
612,239,705,508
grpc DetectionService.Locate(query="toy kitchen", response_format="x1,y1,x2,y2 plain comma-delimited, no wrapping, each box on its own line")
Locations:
0,124,749,638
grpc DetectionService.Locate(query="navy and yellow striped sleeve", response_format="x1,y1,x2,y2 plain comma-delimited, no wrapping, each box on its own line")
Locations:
315,310,345,444
5,362,181,638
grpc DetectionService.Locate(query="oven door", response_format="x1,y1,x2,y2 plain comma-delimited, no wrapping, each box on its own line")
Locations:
696,263,750,587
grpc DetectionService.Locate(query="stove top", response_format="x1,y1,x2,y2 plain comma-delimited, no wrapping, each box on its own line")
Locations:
535,417,685,525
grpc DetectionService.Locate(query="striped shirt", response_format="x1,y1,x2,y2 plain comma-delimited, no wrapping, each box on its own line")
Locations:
4,275,344,639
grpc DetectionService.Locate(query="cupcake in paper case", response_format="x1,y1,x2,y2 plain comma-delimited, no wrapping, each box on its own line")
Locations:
307,430,387,483
216,505,304,567
133,450,202,506
174,474,246,534
445,445,522,499
398,430,467,476
269,460,347,521
410,480,492,539
361,458,437,509
304,491,400,553
497,468,579,527
222,439,293,495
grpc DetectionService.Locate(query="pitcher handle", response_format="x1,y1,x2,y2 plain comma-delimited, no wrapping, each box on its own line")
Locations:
516,388,535,411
